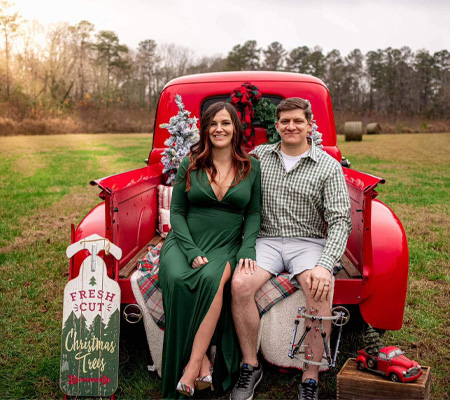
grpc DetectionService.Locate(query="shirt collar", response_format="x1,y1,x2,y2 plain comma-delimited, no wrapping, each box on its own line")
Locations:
271,140,319,162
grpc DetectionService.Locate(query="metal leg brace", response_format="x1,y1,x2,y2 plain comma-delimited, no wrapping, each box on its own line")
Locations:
288,306,350,368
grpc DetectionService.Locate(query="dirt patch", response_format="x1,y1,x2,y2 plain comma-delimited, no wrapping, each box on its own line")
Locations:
0,189,98,255
393,203,450,240
12,154,48,177
0,133,151,155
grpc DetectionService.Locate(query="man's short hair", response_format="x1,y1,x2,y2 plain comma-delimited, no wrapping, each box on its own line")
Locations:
276,97,313,123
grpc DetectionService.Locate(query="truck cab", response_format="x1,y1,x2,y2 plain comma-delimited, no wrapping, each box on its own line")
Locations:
69,71,408,331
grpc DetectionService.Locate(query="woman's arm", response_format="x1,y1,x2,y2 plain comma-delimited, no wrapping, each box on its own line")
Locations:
236,159,261,263
170,158,207,265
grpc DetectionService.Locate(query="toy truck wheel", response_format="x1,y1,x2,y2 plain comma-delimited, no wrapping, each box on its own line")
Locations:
389,372,400,382
357,361,365,371
367,358,376,369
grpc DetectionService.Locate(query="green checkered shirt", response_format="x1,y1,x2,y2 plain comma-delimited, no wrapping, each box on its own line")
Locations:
252,141,352,272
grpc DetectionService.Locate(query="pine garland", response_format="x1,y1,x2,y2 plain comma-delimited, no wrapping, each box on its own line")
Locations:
254,98,279,143
160,95,199,185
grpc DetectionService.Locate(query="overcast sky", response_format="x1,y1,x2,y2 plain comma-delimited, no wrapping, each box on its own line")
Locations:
12,0,450,58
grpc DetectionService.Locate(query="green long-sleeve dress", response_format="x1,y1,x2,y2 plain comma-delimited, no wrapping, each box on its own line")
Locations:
159,156,261,399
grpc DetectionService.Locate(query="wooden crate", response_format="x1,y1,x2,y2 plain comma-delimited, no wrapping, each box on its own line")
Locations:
337,358,431,400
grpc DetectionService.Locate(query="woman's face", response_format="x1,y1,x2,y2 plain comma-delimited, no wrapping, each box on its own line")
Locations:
208,108,234,150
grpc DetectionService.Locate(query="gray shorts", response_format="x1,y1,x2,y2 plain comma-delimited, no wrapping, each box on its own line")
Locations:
255,237,326,288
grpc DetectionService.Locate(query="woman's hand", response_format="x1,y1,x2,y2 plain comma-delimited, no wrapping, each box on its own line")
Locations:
192,256,209,269
238,258,257,274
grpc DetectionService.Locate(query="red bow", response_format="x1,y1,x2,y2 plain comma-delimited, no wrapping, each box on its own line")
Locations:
229,82,261,147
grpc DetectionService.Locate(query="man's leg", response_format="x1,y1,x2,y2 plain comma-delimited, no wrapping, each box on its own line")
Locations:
230,266,272,400
295,270,332,382
231,266,272,366
231,237,284,400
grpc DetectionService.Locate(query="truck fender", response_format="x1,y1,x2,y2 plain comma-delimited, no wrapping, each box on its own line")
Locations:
360,199,409,330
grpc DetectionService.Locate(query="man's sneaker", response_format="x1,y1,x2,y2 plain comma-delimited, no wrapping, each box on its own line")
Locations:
230,363,263,400
298,378,318,400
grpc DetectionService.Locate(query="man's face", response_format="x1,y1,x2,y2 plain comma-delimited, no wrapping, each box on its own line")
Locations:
276,109,313,149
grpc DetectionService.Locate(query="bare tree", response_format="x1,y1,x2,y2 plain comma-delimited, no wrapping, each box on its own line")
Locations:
68,20,94,100
155,43,193,92
137,39,159,110
0,0,21,100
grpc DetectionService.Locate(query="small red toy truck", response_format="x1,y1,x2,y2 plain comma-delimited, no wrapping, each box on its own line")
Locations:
68,71,409,331
356,346,422,382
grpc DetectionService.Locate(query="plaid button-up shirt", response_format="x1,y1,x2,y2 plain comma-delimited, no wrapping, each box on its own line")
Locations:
252,141,352,272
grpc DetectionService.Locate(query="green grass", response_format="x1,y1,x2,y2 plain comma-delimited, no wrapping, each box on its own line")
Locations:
0,133,449,399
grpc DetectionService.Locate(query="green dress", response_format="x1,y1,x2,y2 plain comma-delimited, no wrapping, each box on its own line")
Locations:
159,156,261,399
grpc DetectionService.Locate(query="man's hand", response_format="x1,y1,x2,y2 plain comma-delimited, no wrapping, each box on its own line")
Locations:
237,258,257,274
192,256,209,269
305,265,332,302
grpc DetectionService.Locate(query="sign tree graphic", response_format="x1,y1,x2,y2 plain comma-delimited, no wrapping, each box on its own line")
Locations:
60,235,122,397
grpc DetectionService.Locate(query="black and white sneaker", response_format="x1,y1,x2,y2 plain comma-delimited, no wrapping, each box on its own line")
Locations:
298,378,319,400
230,363,263,400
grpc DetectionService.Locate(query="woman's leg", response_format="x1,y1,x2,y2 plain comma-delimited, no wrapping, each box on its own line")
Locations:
179,262,232,387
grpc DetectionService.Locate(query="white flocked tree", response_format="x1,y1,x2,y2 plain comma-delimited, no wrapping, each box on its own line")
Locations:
160,94,199,184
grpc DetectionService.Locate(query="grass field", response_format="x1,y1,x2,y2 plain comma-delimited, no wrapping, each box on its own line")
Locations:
0,133,449,399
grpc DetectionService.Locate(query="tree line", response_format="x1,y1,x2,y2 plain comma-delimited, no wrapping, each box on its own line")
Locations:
1,2,449,121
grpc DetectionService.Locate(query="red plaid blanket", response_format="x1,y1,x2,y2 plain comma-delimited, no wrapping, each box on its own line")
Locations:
136,243,165,329
135,244,298,330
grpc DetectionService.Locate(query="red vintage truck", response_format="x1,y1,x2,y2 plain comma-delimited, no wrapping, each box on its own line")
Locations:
68,71,409,331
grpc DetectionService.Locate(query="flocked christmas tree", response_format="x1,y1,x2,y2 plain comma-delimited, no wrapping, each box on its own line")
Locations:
160,95,199,184
364,325,383,355
309,121,323,149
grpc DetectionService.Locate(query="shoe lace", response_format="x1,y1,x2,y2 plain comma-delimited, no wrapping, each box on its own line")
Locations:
236,367,253,389
301,383,317,400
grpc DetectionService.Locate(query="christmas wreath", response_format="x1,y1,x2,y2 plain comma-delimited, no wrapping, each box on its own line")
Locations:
229,82,323,148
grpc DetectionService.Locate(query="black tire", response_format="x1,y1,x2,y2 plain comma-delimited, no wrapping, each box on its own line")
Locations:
367,358,375,369
389,373,400,382
357,361,365,371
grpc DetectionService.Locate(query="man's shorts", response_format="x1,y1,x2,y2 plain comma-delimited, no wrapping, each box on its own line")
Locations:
255,237,326,289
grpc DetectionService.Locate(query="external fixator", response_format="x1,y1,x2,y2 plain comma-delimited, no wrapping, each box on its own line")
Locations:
288,306,350,368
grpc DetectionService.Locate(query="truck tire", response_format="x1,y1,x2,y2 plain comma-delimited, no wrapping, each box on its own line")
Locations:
367,358,376,369
389,372,400,382
357,361,365,371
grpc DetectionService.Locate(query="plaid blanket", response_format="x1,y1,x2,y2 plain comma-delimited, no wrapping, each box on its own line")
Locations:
135,243,165,329
134,244,298,330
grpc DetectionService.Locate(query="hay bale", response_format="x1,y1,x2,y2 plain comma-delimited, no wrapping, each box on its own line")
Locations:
366,122,381,135
344,121,363,141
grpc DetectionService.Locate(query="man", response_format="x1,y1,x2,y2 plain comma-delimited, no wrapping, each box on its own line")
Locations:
230,97,352,400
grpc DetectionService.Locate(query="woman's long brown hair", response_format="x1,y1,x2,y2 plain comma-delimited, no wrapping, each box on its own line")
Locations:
185,102,252,191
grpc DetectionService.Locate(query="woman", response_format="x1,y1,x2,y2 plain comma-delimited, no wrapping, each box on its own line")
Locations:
159,101,261,398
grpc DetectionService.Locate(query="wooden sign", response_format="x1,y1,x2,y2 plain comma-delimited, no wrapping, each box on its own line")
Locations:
60,234,122,397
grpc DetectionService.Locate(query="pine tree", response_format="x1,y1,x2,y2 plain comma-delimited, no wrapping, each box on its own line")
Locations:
160,95,199,184
89,276,96,286
364,325,383,355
